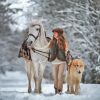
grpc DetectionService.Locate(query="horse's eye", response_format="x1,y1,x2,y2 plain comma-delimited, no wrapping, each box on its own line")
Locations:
31,25,34,27
36,28,39,31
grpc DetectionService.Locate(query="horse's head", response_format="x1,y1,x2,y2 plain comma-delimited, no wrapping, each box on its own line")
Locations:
25,20,48,48
26,23,41,46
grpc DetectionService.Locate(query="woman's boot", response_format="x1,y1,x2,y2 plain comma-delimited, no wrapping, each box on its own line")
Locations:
58,89,62,95
55,88,58,94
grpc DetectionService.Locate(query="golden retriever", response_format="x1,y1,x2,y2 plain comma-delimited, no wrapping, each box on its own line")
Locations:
66,59,84,95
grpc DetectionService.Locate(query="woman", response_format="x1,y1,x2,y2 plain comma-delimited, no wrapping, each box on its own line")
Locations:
49,28,68,94
34,28,68,94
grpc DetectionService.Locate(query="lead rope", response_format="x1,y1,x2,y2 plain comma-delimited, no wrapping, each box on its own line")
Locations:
66,51,73,73
32,47,50,60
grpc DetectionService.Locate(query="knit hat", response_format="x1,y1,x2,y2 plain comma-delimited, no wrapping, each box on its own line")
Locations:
52,28,63,35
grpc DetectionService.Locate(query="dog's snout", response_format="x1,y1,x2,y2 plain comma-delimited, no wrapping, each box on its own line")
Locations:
78,70,81,74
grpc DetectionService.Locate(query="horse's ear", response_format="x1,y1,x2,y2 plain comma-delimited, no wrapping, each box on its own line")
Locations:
45,31,51,42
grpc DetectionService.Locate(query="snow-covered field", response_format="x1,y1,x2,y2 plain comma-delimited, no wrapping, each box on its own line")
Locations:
0,71,100,100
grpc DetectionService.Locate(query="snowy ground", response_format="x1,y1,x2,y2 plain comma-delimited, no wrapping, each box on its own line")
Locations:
0,71,100,100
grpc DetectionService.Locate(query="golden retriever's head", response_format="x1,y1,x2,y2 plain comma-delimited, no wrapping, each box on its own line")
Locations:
70,59,84,74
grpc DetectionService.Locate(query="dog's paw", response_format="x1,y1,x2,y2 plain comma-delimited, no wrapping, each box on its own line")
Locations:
75,92,80,95
65,90,70,94
34,89,42,94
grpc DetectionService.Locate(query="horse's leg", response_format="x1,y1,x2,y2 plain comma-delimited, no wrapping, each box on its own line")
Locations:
33,62,40,93
38,78,42,93
38,63,45,93
25,60,32,93
66,84,70,93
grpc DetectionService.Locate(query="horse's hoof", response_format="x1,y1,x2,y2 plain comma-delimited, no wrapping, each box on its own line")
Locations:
39,90,42,94
28,88,32,93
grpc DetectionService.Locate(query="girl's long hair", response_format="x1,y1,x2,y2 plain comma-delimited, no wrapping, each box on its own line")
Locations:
49,34,67,51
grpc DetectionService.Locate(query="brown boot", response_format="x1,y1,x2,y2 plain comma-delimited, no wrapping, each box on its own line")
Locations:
58,89,62,95
54,88,58,94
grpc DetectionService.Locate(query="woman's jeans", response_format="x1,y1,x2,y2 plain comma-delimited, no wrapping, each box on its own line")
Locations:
53,63,65,91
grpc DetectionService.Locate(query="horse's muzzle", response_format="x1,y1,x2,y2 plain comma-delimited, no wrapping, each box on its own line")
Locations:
27,41,33,46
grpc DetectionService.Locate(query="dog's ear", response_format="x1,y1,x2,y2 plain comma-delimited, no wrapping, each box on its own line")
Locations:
82,60,84,67
81,61,84,67
71,60,76,67
79,59,84,67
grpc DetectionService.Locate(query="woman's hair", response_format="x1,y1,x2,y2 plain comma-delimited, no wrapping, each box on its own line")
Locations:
49,28,67,51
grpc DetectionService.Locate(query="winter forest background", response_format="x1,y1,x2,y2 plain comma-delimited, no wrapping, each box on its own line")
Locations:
0,0,100,84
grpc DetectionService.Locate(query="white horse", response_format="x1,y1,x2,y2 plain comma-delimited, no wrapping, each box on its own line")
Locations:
24,21,49,93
